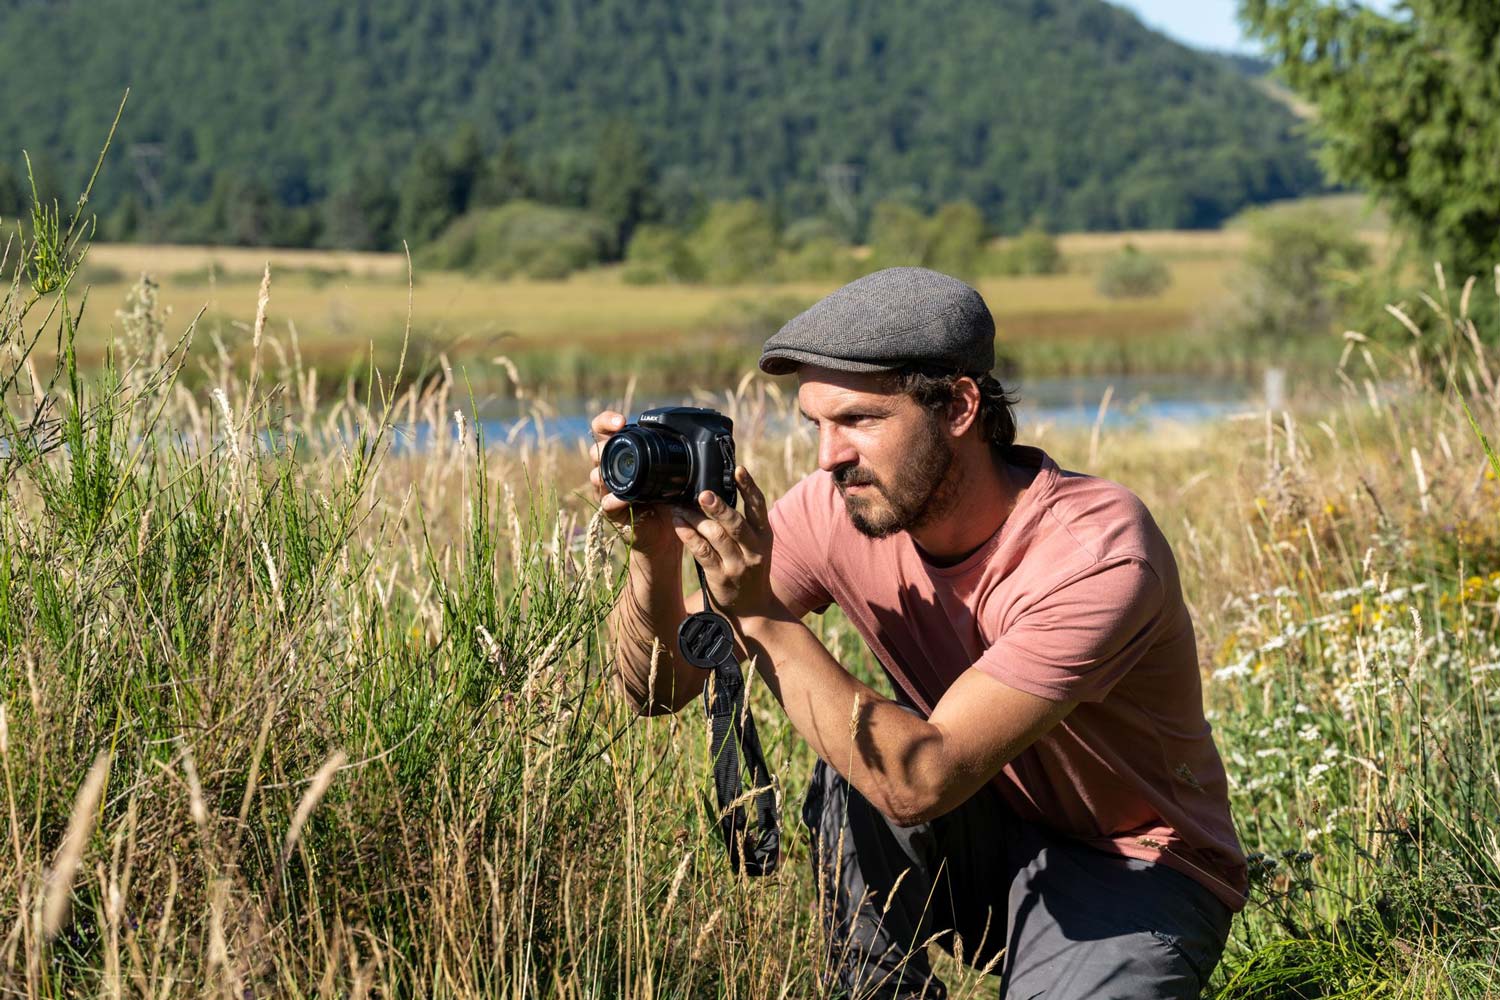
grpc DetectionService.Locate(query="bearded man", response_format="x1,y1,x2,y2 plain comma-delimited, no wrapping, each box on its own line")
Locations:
591,267,1246,999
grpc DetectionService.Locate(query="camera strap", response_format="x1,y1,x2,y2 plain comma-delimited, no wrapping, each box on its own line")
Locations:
679,560,780,877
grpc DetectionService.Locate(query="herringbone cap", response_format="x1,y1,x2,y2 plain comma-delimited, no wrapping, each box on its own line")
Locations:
759,267,995,376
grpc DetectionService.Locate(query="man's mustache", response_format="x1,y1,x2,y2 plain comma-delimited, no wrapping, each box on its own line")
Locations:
834,465,879,489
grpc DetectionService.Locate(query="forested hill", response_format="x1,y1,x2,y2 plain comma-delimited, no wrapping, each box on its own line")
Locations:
0,0,1321,249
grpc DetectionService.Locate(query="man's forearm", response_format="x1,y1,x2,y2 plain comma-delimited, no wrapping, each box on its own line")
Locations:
609,548,704,715
737,613,951,826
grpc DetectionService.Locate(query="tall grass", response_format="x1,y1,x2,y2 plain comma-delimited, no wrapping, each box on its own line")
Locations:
2,182,1498,998
0,199,836,995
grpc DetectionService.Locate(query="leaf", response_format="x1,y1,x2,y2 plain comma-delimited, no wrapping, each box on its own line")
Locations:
1457,391,1500,483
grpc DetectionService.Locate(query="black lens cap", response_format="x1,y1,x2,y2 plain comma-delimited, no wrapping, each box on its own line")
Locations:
677,611,736,670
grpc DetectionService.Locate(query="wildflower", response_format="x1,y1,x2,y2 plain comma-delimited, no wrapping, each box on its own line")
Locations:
1212,657,1251,681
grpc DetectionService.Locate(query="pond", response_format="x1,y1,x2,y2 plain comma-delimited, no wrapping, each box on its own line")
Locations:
414,372,1266,450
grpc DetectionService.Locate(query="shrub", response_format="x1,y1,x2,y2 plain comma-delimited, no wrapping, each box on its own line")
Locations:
687,199,779,283
417,200,613,280
773,237,859,281
700,293,811,344
925,201,986,280
1221,205,1373,348
867,200,929,269
781,216,847,251
622,224,702,284
1095,244,1171,299
991,225,1064,276
868,199,988,280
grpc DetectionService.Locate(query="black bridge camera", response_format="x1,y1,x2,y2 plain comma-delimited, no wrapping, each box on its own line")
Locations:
600,406,737,509
601,405,778,875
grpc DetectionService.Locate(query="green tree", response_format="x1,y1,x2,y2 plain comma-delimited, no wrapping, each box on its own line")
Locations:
321,165,399,251
397,142,460,246
1241,0,1500,275
204,173,284,246
471,140,533,209
1223,205,1372,346
868,201,929,269
0,160,24,221
447,124,486,216
104,193,144,242
589,120,654,255
925,201,986,280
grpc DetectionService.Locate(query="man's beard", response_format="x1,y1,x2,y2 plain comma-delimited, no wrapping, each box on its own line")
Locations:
833,416,960,538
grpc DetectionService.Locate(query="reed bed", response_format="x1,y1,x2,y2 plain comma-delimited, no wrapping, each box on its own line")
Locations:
1,213,1497,997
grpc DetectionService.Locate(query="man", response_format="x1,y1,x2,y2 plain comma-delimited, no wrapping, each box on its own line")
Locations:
591,267,1245,999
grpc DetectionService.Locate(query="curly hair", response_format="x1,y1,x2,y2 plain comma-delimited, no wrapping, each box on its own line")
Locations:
886,367,1019,450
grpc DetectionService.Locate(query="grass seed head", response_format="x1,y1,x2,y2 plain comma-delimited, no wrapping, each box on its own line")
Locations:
42,753,111,939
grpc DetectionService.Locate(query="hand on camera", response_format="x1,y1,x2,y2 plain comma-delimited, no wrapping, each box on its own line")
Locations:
589,411,681,558
670,466,784,621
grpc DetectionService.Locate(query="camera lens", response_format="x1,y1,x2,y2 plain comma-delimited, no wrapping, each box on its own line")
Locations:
601,426,693,502
605,436,642,489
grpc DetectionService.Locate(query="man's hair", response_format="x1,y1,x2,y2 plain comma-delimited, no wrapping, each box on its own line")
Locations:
887,367,1019,450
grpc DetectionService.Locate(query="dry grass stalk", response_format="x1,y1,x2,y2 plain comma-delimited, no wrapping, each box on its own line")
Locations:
41,752,111,940
281,750,348,871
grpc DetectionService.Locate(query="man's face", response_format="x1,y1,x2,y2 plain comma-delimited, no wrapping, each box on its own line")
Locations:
797,368,959,538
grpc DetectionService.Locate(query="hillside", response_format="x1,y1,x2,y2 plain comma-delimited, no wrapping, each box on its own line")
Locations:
0,0,1321,248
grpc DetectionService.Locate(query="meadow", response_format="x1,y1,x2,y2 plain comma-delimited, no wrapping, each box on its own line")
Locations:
3,207,1495,998
68,201,1382,401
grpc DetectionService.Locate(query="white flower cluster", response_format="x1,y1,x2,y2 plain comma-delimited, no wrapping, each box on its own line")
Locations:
1211,581,1431,684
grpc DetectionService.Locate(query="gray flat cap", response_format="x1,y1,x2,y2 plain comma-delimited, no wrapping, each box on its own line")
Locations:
759,267,995,376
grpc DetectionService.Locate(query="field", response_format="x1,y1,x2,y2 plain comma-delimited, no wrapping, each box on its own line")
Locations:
7,203,1496,997
69,208,1375,400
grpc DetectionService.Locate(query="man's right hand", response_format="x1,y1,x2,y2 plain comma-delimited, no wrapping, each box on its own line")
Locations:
589,410,682,560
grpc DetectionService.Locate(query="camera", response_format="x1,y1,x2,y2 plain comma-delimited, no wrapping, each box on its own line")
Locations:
600,406,737,509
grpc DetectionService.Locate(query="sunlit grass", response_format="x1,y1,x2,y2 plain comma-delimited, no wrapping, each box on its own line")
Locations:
3,204,1495,996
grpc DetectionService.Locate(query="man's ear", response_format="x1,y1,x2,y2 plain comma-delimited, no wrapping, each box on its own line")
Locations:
946,377,982,437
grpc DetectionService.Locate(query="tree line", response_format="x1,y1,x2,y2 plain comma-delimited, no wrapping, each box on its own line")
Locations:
0,0,1321,251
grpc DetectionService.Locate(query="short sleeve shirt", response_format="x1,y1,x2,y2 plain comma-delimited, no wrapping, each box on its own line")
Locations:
768,445,1248,910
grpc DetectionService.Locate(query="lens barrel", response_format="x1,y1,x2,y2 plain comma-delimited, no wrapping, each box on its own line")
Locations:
601,426,693,502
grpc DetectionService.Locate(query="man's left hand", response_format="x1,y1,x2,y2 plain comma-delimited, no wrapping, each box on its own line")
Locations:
671,466,785,620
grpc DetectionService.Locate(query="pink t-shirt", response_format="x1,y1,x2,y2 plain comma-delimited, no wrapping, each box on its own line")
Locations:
768,445,1248,911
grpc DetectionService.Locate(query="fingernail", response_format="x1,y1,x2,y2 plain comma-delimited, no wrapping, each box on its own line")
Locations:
701,492,717,509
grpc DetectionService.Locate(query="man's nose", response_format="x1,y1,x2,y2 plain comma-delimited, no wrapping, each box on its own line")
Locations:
817,425,857,473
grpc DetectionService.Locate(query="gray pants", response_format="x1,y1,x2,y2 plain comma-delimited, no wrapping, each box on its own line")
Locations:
802,760,1234,1000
